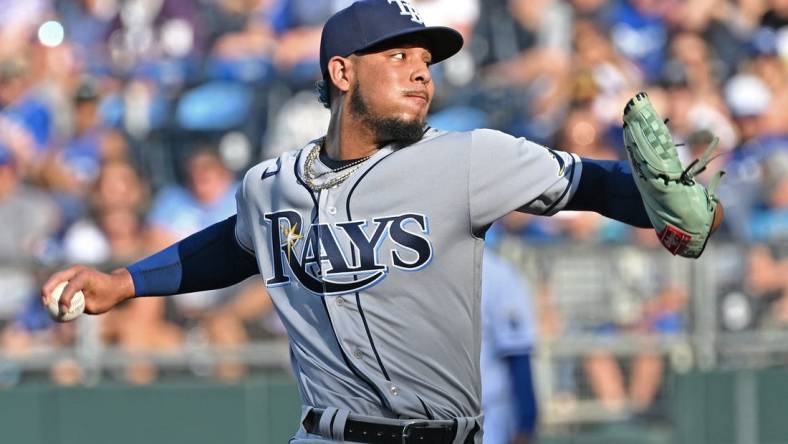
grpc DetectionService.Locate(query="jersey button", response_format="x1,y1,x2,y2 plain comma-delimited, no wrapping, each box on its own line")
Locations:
390,385,399,396
353,349,363,359
336,297,344,307
328,206,337,215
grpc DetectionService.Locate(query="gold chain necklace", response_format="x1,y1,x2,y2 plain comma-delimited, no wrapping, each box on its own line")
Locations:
303,142,372,191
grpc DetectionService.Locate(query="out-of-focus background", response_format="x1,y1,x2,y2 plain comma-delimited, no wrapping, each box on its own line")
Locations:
0,0,787,443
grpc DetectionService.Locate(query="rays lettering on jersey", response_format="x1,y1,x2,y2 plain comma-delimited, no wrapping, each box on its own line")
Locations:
264,210,433,295
387,0,424,24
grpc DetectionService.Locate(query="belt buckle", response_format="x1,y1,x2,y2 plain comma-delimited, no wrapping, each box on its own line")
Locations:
401,421,431,444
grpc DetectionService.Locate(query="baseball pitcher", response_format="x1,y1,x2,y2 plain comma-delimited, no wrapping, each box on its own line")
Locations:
42,1,724,443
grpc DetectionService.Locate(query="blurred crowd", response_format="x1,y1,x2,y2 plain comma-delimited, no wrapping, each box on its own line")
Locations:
0,0,787,415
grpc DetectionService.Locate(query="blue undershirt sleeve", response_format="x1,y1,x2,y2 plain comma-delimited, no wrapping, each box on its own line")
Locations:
127,215,259,297
565,158,653,228
506,353,538,437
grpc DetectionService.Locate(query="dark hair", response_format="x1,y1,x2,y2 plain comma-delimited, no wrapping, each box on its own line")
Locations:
316,79,331,109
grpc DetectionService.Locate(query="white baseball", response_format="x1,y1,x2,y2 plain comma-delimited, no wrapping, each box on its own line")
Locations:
46,281,85,322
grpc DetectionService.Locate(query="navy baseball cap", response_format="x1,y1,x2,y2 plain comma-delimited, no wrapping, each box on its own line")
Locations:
319,0,464,79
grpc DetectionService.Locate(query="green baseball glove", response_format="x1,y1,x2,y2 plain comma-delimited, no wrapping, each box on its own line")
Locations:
622,92,724,258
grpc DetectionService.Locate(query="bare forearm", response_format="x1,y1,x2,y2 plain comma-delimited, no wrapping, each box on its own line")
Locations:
109,268,136,301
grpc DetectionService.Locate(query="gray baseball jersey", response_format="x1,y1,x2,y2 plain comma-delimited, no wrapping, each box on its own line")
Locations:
234,128,582,436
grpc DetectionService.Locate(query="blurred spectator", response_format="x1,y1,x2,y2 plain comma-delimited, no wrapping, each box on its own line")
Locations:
106,0,204,81
147,147,237,249
0,57,55,172
62,160,148,263
665,32,721,94
179,2,280,170
583,229,689,414
42,78,127,190
748,151,788,241
55,0,116,68
665,1,750,79
606,0,669,83
554,211,623,243
745,244,788,329
721,244,788,332
762,0,788,29
571,19,641,143
0,0,51,59
205,0,274,47
568,0,616,23
205,0,278,84
472,0,573,140
731,0,770,31
412,0,479,39
0,145,60,385
59,160,181,384
38,78,128,231
146,147,266,381
268,0,355,87
0,146,59,323
91,159,148,214
557,104,618,159
475,0,572,69
725,73,772,142
262,89,330,159
718,72,788,240
486,212,561,246
1,304,82,387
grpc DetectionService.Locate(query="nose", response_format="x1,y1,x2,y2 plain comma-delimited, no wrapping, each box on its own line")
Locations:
411,60,432,85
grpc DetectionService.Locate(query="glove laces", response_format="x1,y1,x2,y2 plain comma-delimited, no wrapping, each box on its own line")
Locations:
678,136,726,205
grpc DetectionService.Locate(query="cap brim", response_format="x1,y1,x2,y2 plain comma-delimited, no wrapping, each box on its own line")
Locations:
357,26,464,66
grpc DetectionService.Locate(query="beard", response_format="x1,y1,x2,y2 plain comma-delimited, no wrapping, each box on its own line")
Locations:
349,80,426,146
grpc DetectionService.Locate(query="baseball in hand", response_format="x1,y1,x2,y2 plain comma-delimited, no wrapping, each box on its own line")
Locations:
46,281,85,322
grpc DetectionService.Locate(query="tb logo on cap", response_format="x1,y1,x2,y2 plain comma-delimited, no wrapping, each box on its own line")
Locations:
387,0,424,24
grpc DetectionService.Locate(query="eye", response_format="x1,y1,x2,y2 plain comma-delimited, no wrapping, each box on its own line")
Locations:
391,52,405,60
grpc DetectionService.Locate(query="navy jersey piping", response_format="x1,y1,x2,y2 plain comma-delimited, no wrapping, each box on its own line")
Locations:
540,154,577,215
292,148,389,410
261,157,281,180
514,153,577,214
418,395,435,420
319,297,391,410
346,153,396,382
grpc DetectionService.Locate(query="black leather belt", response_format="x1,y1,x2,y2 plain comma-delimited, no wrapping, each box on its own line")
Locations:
303,409,478,444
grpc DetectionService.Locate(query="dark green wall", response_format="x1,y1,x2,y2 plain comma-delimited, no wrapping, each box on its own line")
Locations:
3,369,788,444
0,376,301,444
672,368,788,444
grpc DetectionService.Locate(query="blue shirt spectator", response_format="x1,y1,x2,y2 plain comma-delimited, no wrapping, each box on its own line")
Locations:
148,150,238,241
148,182,237,240
607,0,668,83
147,148,239,313
0,57,54,161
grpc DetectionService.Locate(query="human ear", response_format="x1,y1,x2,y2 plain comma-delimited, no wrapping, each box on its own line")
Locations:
328,56,353,93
